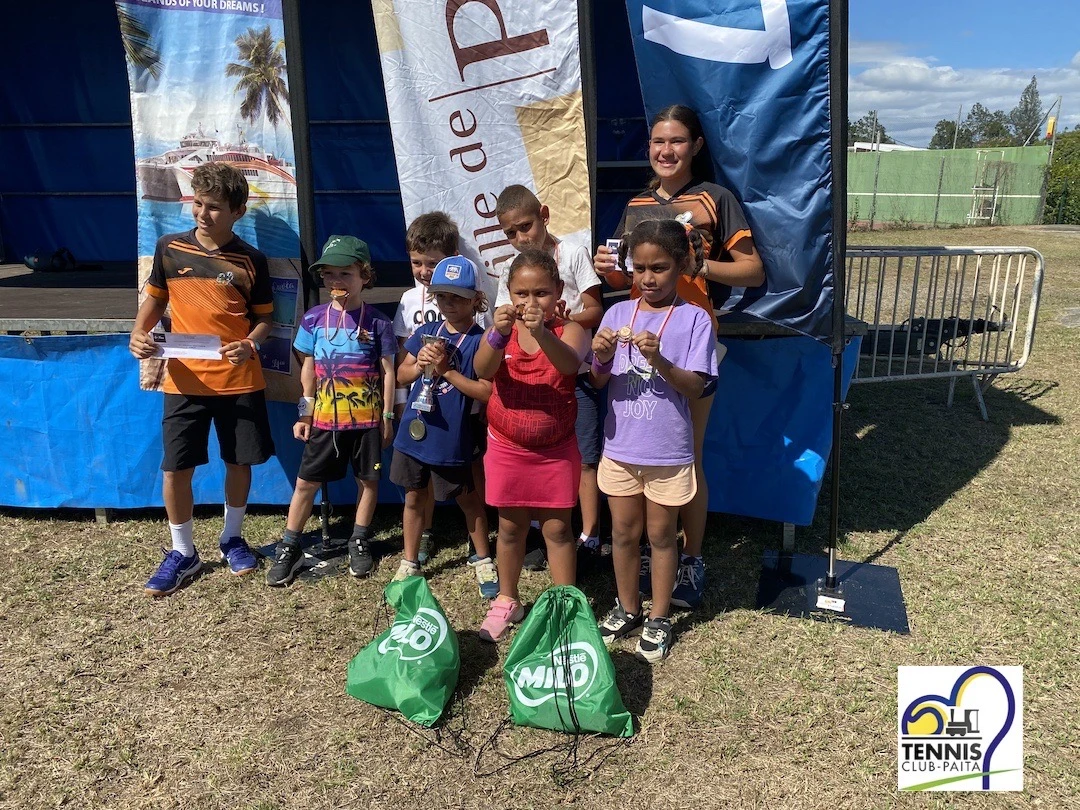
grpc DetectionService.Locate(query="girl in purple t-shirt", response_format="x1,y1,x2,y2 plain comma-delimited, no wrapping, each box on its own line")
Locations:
589,220,718,662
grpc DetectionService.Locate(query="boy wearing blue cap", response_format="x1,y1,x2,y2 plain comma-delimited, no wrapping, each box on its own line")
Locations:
266,235,397,587
391,255,498,597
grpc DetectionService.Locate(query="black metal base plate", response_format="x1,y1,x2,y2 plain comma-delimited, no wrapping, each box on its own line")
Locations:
756,551,910,634
257,534,349,582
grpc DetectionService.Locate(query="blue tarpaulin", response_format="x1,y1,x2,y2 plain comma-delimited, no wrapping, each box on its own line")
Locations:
1,334,857,524
0,335,394,509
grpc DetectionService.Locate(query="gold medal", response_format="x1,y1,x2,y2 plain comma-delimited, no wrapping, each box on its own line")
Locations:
616,326,634,343
409,419,426,440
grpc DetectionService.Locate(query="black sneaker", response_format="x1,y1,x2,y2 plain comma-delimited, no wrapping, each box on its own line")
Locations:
522,525,547,571
349,536,374,578
598,600,643,647
266,540,304,587
636,617,673,663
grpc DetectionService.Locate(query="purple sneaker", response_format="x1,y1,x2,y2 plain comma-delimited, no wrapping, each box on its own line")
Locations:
145,549,202,597
219,537,257,576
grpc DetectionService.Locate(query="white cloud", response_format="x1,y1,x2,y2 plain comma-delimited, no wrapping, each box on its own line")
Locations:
849,39,1080,146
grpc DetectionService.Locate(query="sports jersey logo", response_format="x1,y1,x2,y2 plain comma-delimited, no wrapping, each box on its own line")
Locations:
216,272,234,285
377,607,449,661
509,641,600,708
444,262,462,281
178,267,193,275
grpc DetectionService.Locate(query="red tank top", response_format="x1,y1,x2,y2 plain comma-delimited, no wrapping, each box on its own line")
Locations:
487,320,578,449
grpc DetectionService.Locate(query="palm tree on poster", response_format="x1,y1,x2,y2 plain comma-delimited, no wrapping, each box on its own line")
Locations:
225,26,290,128
117,5,162,81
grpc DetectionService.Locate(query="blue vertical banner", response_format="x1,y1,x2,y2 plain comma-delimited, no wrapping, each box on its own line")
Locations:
626,0,833,337
116,0,303,395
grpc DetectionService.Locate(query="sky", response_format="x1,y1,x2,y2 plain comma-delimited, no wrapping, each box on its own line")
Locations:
849,1,1080,147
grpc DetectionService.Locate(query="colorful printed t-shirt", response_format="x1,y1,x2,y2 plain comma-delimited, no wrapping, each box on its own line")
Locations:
394,321,484,467
599,299,717,466
294,302,396,431
145,229,273,396
486,321,578,449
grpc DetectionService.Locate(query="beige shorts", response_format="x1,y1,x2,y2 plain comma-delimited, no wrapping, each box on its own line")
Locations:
597,456,697,507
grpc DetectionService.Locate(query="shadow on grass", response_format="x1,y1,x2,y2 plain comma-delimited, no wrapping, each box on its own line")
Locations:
610,650,654,721
456,630,500,701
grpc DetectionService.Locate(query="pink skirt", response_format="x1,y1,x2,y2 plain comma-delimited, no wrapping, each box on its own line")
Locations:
484,431,581,509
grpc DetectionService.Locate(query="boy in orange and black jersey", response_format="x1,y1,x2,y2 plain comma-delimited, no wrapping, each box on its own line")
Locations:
129,162,275,596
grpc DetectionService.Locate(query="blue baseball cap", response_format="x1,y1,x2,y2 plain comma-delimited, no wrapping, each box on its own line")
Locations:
429,255,479,298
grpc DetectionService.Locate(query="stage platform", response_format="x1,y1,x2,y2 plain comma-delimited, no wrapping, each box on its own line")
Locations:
0,263,409,332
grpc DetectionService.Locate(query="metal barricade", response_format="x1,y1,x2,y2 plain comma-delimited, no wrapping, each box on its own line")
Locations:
846,246,1044,420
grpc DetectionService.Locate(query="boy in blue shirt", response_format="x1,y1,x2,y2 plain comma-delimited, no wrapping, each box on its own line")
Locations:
391,256,498,598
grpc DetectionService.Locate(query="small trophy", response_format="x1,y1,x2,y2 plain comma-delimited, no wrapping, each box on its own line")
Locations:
411,334,446,415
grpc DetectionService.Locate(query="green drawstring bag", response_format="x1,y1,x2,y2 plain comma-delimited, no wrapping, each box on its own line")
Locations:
503,585,634,737
345,577,459,727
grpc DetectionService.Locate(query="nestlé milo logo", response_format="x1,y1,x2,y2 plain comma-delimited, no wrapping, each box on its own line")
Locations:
377,607,448,661
510,641,599,708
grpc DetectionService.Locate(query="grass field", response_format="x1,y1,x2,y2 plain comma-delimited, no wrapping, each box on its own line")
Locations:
1,226,1077,809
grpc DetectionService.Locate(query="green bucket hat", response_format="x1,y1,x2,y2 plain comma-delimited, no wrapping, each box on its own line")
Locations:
311,235,371,271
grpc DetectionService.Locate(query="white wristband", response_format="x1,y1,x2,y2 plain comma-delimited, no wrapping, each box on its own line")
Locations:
394,387,408,405
298,396,315,418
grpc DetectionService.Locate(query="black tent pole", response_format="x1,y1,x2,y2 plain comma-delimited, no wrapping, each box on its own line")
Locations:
282,0,331,544
825,0,849,590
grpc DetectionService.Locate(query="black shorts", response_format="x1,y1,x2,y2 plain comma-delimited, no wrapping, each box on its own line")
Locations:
575,374,604,466
470,412,487,461
297,426,383,483
390,449,474,502
161,391,275,472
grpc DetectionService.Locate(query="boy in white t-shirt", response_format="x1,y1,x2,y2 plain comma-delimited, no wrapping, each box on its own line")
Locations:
494,185,605,560
392,212,492,564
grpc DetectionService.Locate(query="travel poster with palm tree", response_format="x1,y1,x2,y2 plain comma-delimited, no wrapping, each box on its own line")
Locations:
116,0,299,260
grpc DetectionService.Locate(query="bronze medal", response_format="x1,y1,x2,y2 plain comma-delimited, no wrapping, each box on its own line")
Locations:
616,326,634,343
409,419,426,440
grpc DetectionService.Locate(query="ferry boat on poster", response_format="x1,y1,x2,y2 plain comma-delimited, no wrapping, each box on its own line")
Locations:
137,124,296,202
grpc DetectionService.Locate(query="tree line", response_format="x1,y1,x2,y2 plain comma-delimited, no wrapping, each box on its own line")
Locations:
847,76,1054,149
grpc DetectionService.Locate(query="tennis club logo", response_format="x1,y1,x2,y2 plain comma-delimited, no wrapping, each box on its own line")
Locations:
377,608,449,661
444,262,462,281
510,641,599,708
898,666,1023,791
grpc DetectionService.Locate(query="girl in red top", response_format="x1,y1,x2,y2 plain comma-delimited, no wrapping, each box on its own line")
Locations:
473,248,591,641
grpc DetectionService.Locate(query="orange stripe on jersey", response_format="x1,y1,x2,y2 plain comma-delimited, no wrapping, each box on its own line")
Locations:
252,302,274,315
692,192,718,222
145,283,168,300
723,229,752,252
168,241,209,257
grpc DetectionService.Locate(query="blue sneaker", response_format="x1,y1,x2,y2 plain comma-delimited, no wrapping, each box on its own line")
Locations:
219,536,258,576
468,555,500,600
145,549,202,597
670,555,706,609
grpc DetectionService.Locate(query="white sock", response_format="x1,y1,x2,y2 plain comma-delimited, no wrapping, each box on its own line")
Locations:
169,520,195,558
220,503,247,543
